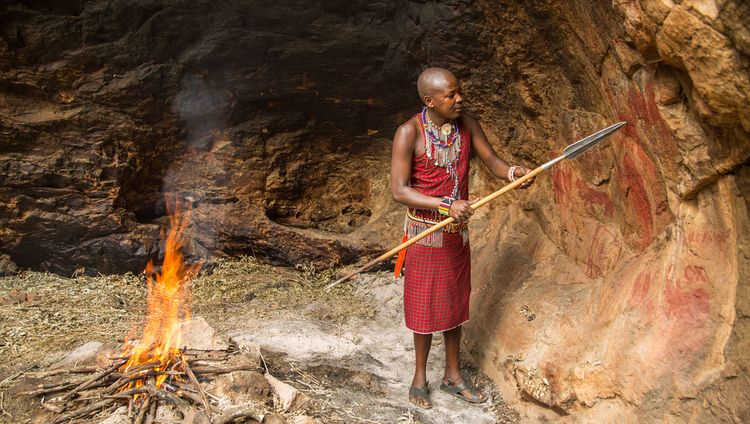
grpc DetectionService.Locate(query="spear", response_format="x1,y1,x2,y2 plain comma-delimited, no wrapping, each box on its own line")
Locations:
325,121,626,291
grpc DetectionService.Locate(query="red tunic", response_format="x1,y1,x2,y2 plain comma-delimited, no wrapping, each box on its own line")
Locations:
403,113,471,334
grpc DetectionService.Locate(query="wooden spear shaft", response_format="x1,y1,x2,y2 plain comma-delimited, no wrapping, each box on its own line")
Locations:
323,121,625,291
324,165,546,291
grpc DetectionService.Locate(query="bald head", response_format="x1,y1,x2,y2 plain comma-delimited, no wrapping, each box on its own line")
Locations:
417,67,457,103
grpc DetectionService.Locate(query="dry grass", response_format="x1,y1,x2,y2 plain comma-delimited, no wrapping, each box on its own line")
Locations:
0,256,374,377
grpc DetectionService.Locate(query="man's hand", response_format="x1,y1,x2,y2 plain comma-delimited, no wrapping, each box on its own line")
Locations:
449,200,474,222
515,166,535,189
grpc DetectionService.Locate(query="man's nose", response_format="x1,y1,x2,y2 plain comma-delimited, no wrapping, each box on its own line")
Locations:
455,93,464,103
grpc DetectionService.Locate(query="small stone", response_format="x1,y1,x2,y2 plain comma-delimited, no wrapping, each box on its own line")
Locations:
52,341,104,369
180,316,230,351
265,373,310,412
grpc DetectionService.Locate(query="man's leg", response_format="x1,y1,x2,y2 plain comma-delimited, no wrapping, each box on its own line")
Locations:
442,325,487,401
443,325,462,383
409,332,433,408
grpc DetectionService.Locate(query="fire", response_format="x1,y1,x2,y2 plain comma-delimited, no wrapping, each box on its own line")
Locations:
120,201,201,389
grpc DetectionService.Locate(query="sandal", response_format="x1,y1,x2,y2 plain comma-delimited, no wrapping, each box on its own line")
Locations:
440,378,487,404
408,383,433,409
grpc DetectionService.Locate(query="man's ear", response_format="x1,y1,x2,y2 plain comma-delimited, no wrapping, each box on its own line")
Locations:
423,95,434,108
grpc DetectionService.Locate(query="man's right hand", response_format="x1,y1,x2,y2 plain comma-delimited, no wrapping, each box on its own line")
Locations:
449,200,474,222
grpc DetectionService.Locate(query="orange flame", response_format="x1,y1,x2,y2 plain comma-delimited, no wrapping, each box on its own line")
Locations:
120,200,201,388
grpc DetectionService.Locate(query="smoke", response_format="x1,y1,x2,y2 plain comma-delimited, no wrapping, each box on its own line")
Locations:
158,73,233,263
172,74,229,149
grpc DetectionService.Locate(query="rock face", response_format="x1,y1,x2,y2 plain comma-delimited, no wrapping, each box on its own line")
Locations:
462,1,749,422
1,0,748,421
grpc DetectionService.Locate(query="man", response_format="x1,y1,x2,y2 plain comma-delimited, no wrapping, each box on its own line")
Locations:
391,67,533,409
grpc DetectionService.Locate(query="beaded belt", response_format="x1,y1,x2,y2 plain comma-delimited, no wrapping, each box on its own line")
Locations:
406,208,466,234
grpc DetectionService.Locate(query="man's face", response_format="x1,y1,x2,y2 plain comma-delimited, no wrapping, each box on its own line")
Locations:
425,76,464,120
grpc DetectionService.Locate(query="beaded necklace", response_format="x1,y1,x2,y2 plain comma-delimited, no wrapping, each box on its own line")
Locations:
420,107,461,199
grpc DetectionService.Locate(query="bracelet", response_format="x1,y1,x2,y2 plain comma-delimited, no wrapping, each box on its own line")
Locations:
438,197,454,216
507,165,519,182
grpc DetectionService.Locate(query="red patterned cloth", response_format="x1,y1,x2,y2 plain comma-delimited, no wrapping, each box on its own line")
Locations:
403,113,471,334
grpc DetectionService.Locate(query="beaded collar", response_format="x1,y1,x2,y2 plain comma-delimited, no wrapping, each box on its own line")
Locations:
419,107,461,199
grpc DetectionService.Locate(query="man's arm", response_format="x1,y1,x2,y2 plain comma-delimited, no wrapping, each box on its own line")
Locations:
391,119,474,222
463,114,534,187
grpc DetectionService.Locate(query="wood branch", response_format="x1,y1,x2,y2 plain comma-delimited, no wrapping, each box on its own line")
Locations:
163,383,221,414
61,359,126,401
100,375,127,393
145,384,191,410
183,360,213,421
189,363,258,374
133,395,151,424
0,364,34,387
28,365,103,378
103,370,178,394
51,398,117,424
22,382,77,396
126,360,163,374
145,399,157,424
104,387,149,400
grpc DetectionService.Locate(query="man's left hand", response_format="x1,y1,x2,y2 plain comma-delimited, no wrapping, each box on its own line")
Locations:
515,166,535,189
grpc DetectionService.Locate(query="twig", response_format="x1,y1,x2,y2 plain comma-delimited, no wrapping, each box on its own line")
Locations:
189,363,258,374
104,387,149,400
145,384,190,410
51,398,117,424
0,365,35,387
62,359,126,401
125,360,163,374
22,382,77,396
145,398,157,424
28,365,102,378
133,395,151,424
183,360,213,422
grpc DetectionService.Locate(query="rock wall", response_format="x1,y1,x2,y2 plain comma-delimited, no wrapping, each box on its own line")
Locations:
463,0,750,422
0,0,478,274
1,0,748,421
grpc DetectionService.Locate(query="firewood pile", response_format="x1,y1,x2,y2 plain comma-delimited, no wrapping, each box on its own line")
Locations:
23,345,269,424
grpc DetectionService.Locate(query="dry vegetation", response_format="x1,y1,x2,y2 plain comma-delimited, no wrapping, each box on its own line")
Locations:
0,257,372,377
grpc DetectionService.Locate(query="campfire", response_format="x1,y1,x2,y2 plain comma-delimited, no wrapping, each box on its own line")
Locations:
21,202,288,423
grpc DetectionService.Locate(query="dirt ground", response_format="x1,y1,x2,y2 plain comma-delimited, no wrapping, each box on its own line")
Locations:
0,257,518,423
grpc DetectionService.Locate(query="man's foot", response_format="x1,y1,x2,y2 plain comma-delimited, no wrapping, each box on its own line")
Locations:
440,378,487,404
409,383,433,409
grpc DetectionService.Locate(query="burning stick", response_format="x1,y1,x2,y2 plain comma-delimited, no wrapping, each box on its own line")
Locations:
23,200,266,422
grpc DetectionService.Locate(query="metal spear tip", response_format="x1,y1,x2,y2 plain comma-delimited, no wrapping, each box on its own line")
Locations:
562,121,626,160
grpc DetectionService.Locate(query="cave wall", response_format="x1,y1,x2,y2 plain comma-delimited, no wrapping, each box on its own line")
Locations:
0,0,491,274
1,0,749,421
463,0,750,421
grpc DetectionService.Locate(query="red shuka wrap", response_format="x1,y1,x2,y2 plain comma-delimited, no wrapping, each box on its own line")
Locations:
403,113,471,334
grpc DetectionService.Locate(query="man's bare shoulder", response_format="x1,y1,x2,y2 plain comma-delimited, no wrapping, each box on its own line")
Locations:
460,112,480,128
396,116,421,136
394,116,421,145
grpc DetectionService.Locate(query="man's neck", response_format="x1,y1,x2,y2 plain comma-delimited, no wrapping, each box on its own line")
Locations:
426,109,449,126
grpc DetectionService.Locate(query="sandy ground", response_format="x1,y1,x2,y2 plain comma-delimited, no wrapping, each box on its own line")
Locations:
231,274,512,423
0,259,517,423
